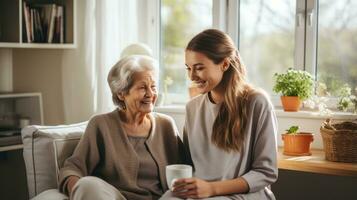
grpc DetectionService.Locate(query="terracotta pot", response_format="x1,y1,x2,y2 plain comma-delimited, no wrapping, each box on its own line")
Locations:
280,96,301,112
282,133,314,156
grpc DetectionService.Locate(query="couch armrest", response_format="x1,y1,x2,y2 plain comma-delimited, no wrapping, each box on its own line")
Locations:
21,122,87,199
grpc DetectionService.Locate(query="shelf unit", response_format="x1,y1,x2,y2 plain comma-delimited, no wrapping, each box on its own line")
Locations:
0,0,76,49
0,92,43,150
0,92,44,125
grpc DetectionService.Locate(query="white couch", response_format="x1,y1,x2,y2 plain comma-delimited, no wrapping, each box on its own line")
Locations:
21,122,87,200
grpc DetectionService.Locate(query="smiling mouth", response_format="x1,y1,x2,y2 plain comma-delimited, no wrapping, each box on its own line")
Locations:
192,80,206,88
141,100,153,104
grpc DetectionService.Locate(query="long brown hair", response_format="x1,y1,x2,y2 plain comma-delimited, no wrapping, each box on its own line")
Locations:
186,29,254,152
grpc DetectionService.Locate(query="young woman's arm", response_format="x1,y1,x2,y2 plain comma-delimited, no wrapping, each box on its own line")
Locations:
172,177,249,199
210,177,249,196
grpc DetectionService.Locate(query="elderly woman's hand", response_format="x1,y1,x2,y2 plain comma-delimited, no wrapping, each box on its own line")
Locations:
67,175,80,196
172,177,215,199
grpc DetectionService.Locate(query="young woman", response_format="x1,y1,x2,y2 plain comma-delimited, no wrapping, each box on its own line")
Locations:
171,29,278,199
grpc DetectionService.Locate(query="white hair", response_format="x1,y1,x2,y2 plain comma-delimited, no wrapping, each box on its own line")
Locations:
107,55,159,109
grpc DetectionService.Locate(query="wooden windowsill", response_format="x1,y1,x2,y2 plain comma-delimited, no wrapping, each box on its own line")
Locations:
278,148,357,177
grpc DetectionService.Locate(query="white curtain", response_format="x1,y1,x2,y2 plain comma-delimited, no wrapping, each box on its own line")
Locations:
62,0,140,123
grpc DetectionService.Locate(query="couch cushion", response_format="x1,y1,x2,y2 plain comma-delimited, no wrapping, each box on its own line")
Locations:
22,122,87,199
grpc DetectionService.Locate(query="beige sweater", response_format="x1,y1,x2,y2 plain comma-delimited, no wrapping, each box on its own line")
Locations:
58,109,186,200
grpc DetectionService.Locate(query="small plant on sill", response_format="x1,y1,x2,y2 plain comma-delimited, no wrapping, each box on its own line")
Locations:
304,82,333,116
273,68,314,111
337,84,357,113
273,68,314,100
282,125,314,156
285,125,299,134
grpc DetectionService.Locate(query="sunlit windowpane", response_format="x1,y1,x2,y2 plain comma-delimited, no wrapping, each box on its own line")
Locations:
317,0,357,96
161,0,212,104
239,0,295,94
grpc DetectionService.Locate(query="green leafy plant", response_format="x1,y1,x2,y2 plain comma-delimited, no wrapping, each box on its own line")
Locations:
273,68,314,100
337,84,357,113
285,126,300,134
304,82,333,116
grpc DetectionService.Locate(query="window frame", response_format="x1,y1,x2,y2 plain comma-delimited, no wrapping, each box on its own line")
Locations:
231,0,319,108
152,0,354,112
151,0,222,105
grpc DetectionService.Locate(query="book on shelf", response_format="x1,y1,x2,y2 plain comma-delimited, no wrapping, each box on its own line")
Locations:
22,3,65,44
34,9,44,42
23,2,31,43
59,6,64,43
30,9,34,42
47,4,56,43
53,6,64,43
39,4,53,42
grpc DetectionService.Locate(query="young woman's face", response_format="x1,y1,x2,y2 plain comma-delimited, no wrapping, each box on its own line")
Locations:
185,50,226,94
119,70,157,115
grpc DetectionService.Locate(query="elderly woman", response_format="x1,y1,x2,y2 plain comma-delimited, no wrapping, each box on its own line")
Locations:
58,55,185,200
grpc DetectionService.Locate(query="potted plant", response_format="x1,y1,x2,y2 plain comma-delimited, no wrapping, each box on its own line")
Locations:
273,68,314,111
336,84,357,113
282,126,314,156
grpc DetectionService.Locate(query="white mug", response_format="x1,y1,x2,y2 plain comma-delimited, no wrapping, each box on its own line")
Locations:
165,164,192,190
19,118,30,129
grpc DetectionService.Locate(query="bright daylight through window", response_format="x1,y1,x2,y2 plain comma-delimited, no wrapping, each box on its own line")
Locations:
160,0,212,105
159,0,357,109
239,0,295,94
317,0,357,96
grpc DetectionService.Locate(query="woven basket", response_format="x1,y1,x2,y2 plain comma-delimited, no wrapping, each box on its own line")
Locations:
320,120,357,163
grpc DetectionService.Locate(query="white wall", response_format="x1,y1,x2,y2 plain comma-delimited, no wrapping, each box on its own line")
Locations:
13,49,65,125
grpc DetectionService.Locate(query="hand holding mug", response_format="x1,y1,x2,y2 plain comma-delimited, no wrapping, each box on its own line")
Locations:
172,177,215,199
165,164,192,190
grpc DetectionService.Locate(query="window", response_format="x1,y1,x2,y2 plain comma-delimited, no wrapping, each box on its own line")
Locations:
156,0,357,106
239,0,357,101
160,0,213,104
317,0,357,96
239,0,296,94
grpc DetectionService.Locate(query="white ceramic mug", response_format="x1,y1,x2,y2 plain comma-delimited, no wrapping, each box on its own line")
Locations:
19,117,30,129
165,164,192,190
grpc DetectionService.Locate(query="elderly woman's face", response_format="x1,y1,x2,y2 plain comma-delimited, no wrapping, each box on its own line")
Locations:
121,70,157,114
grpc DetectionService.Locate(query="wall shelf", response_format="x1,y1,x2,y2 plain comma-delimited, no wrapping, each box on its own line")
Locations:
0,0,76,49
0,42,76,49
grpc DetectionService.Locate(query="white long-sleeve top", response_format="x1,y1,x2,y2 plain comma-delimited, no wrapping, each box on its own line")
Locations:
183,92,278,200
